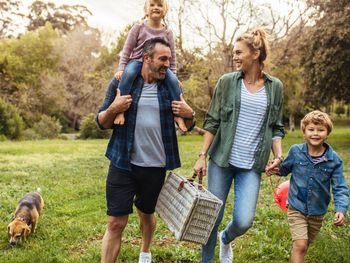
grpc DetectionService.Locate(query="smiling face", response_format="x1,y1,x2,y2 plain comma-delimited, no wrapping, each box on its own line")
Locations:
233,41,259,72
146,43,171,81
303,123,329,148
145,0,167,21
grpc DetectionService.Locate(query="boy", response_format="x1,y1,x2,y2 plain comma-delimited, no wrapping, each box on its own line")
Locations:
267,110,349,263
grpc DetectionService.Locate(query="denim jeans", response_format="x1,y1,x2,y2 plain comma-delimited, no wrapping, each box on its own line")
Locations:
201,160,261,263
119,60,181,101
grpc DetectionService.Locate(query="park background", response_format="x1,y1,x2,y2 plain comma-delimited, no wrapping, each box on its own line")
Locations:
0,0,349,262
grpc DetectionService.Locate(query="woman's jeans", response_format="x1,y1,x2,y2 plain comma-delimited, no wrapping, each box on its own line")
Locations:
118,60,181,100
201,160,261,263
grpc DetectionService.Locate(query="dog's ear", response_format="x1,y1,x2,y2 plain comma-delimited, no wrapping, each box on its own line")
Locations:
23,225,31,239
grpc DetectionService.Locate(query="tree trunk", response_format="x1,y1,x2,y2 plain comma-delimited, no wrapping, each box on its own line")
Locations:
289,113,295,132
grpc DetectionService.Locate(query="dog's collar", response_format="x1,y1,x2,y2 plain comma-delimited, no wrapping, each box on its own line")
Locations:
16,216,30,225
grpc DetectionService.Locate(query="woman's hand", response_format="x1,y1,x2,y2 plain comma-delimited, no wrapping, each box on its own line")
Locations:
194,155,207,177
265,158,282,176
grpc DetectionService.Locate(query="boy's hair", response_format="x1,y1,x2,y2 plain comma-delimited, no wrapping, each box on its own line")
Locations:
144,0,169,18
300,110,333,134
143,37,170,58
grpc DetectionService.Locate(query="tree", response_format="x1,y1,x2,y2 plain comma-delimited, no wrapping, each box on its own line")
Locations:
0,0,22,38
27,0,92,34
48,26,103,129
301,0,350,106
0,23,60,124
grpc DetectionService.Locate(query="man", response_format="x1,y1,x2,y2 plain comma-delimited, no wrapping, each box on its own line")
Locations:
96,37,195,263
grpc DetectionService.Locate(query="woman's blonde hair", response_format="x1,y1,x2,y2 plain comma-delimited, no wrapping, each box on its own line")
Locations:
236,28,269,65
143,0,169,19
300,110,333,135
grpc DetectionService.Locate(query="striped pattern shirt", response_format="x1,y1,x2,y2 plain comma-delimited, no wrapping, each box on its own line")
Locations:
229,80,267,169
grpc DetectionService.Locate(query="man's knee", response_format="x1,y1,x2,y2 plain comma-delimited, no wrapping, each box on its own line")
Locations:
107,216,128,233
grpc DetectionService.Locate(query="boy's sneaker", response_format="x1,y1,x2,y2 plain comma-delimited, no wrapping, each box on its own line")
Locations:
138,252,151,263
219,231,233,263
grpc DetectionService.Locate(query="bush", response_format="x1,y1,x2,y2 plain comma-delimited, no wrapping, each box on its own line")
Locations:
32,115,62,139
79,113,111,139
22,129,41,140
0,98,24,140
335,106,345,117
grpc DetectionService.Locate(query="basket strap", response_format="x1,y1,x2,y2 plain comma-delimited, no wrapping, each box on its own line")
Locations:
188,172,203,190
177,173,204,192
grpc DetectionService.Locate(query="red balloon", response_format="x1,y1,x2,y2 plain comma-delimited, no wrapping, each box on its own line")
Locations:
274,180,290,212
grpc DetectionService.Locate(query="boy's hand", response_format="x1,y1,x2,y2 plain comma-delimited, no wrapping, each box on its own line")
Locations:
115,70,124,80
333,212,346,226
265,159,281,176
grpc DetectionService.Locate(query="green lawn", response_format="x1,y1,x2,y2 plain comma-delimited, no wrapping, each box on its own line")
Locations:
0,127,349,263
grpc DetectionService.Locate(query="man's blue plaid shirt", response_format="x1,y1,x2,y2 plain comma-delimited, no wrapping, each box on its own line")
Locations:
96,76,181,171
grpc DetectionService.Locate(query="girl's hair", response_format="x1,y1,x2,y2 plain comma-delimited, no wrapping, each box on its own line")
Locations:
143,0,169,19
236,28,269,65
300,110,333,134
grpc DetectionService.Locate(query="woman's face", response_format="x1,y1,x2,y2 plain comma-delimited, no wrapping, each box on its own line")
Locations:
233,41,258,72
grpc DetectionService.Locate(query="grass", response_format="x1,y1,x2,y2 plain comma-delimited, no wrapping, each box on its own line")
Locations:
0,127,349,263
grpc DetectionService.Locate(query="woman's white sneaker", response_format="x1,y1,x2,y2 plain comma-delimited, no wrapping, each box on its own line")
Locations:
219,231,233,263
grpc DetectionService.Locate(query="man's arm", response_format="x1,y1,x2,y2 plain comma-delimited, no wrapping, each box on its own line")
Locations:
171,94,195,129
98,89,132,129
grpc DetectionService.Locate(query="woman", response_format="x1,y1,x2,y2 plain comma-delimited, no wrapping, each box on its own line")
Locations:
194,28,285,263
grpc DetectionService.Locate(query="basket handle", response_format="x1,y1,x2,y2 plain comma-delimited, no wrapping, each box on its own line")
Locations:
177,172,203,192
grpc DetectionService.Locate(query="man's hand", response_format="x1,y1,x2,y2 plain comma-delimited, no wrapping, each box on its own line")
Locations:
171,94,194,118
108,89,132,114
333,212,346,226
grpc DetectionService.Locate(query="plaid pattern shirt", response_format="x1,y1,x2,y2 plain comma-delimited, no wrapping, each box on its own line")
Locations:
96,76,181,171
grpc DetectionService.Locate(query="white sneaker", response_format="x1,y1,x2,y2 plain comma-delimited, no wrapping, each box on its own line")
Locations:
138,252,152,263
219,231,233,263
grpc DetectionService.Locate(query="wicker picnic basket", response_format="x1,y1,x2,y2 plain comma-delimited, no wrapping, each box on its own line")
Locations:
155,172,223,244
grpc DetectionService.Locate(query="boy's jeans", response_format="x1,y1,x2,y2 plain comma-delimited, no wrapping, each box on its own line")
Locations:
201,160,261,263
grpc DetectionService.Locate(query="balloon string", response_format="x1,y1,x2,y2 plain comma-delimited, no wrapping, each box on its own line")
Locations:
268,175,281,196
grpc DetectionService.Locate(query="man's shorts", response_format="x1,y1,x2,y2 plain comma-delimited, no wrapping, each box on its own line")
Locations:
287,206,324,243
106,163,166,216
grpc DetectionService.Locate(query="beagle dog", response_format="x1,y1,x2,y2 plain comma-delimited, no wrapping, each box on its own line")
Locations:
7,192,44,246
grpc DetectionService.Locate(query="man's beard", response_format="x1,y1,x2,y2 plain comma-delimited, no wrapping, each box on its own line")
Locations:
149,64,167,80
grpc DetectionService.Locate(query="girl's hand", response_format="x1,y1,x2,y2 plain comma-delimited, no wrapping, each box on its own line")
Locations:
333,212,346,226
194,156,207,177
115,70,124,80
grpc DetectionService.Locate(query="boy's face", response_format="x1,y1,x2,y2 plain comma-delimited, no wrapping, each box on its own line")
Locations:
303,123,329,147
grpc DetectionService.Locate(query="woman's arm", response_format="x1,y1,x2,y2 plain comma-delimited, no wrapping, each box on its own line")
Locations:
194,131,215,177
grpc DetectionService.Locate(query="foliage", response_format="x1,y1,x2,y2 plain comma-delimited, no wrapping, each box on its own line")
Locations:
21,128,41,140
335,106,346,117
0,23,60,124
0,127,349,262
32,115,62,139
27,0,92,34
0,97,24,139
78,113,111,139
301,0,350,105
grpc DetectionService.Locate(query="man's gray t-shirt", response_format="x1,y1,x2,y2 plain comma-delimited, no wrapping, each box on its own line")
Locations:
130,82,166,167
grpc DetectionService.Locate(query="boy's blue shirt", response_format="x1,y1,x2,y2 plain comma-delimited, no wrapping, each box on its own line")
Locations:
279,143,349,216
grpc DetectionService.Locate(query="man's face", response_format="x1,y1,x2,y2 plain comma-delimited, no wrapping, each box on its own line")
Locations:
147,43,171,80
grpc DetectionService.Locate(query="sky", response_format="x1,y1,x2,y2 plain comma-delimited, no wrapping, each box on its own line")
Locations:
22,0,146,36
